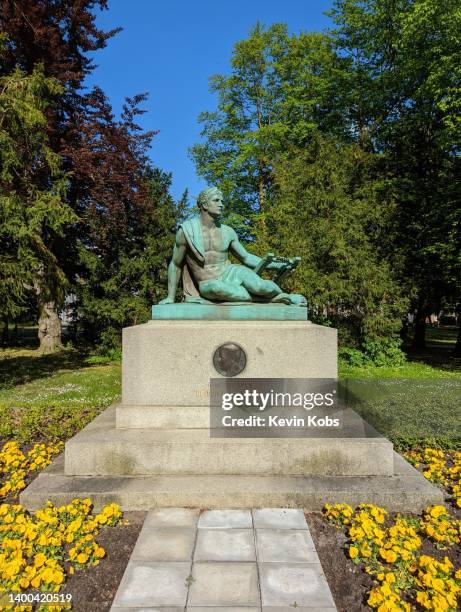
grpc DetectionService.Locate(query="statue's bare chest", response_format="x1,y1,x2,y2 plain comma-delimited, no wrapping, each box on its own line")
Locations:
202,225,231,254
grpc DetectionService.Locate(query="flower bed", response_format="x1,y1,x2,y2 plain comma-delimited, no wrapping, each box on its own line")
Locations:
0,500,122,608
0,441,124,610
404,449,461,508
323,502,461,611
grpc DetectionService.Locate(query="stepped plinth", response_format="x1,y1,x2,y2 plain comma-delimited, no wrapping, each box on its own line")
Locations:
21,310,443,511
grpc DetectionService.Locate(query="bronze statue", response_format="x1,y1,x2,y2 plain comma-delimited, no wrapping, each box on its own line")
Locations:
159,187,306,306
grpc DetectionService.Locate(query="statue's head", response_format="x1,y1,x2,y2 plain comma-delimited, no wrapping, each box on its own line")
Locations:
197,186,223,217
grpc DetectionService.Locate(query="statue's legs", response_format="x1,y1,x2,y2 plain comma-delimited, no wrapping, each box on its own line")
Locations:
239,269,281,298
237,269,307,305
199,266,281,302
199,278,252,302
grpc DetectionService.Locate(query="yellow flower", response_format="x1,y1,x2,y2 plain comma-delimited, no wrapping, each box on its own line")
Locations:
94,545,105,559
379,549,397,563
52,570,64,584
33,552,46,568
41,567,56,584
95,513,107,524
30,575,41,588
385,573,395,584
76,552,89,564
19,577,30,589
360,544,372,558
349,546,359,559
416,590,429,606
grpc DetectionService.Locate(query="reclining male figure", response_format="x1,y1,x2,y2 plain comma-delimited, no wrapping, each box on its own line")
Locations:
159,187,306,306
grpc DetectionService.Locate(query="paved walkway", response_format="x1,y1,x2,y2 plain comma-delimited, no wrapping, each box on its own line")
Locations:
111,508,337,611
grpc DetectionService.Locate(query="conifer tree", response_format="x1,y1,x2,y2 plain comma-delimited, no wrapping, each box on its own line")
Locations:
0,41,77,352
0,0,116,350
1,1,181,350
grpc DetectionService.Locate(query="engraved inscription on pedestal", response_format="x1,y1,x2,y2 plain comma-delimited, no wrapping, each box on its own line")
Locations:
213,343,247,377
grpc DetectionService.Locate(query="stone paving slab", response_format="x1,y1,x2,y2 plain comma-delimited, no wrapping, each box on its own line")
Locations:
195,529,256,561
197,509,253,529
187,562,260,606
131,528,196,562
259,563,336,608
111,561,191,607
110,508,337,611
256,529,318,563
253,508,308,529
143,508,200,528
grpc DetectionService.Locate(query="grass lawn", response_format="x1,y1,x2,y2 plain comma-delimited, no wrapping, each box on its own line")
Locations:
341,377,460,450
340,327,461,450
0,325,459,448
0,347,120,442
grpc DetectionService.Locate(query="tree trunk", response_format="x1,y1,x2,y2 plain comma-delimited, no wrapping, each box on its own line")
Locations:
258,167,265,214
1,318,9,345
412,303,427,349
454,324,461,358
38,300,62,354
257,160,269,250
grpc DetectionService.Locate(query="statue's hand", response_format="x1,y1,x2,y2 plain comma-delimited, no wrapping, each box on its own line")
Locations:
267,260,286,271
158,297,174,305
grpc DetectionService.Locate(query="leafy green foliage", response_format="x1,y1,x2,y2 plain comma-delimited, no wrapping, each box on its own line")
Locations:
271,136,408,357
192,4,460,354
329,0,461,348
339,338,406,368
73,115,186,349
190,23,343,242
0,1,118,350
0,43,76,325
1,4,183,350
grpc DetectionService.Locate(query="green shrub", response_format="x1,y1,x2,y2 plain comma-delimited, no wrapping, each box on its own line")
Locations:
338,346,367,367
361,337,406,367
339,337,406,367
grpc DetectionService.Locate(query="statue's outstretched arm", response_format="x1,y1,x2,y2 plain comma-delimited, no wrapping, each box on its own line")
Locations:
229,230,284,271
159,228,187,304
229,230,261,269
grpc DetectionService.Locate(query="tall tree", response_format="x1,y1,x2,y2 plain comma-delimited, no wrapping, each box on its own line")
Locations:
190,23,343,243
0,41,77,353
0,0,118,351
190,21,406,356
193,6,460,357
329,0,461,348
271,135,407,357
71,89,184,349
1,2,183,351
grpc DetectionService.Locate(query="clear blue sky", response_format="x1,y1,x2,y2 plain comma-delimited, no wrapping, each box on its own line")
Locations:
87,0,334,202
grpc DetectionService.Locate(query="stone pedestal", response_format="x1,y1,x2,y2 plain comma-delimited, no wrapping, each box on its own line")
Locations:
20,317,443,511
119,320,337,427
